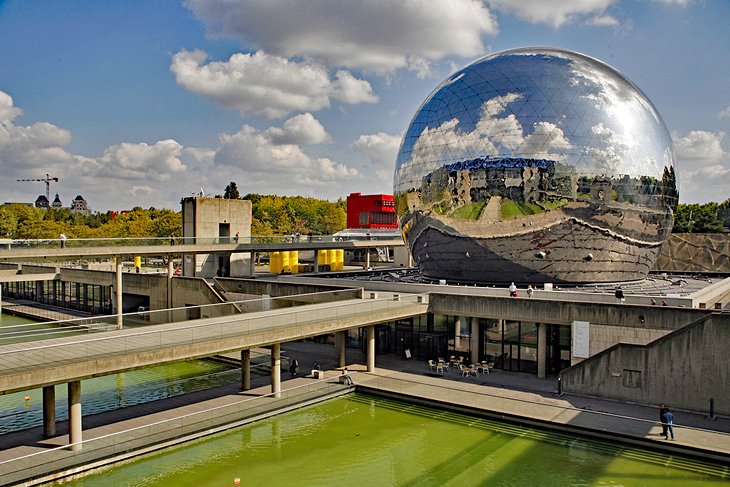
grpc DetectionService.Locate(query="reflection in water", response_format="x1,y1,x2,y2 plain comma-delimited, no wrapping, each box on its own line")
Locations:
65,395,727,486
395,48,678,284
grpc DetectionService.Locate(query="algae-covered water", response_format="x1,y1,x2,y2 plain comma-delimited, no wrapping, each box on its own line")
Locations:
63,394,728,487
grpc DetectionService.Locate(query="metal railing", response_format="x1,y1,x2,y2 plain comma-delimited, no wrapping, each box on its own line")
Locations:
0,294,427,374
0,375,356,484
0,288,362,344
1,234,404,250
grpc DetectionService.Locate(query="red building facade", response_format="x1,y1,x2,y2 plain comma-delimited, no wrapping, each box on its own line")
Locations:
346,192,397,229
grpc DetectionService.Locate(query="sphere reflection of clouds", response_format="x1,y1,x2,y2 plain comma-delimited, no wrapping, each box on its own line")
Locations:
394,47,678,284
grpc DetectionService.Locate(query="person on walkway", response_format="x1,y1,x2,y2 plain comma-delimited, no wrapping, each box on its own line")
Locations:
527,285,534,298
509,282,518,297
289,358,298,376
234,231,240,243
662,406,675,440
615,286,625,303
60,233,67,248
659,404,668,438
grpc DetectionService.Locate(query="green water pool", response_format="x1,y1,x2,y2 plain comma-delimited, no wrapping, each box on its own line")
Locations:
61,394,728,486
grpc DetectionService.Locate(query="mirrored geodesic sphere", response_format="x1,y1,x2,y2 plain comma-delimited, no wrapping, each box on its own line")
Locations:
394,47,678,284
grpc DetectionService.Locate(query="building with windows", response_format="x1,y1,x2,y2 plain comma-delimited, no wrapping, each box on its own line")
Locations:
71,195,91,215
346,193,398,230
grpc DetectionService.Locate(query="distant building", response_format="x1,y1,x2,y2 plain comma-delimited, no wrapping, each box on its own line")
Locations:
71,195,91,215
34,195,49,209
346,193,397,230
52,193,63,208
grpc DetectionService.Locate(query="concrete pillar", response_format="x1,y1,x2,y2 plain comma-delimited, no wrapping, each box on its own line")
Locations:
470,317,480,365
249,252,256,276
241,349,251,391
43,385,56,438
0,283,3,313
367,325,375,372
337,331,346,367
167,256,174,323
271,343,281,398
454,317,463,350
115,257,123,330
365,249,371,269
537,323,547,379
68,381,82,451
313,250,319,273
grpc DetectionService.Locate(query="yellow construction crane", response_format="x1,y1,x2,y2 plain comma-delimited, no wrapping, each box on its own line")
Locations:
17,173,59,201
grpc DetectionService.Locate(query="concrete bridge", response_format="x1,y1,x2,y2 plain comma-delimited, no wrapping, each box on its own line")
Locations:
0,294,427,450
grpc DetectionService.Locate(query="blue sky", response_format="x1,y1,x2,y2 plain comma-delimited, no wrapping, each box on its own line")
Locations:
0,0,728,211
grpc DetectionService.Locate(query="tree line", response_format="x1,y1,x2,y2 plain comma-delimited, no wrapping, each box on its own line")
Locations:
0,187,726,239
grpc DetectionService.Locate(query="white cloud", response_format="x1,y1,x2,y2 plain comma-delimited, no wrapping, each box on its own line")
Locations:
490,0,617,28
719,106,730,119
587,14,620,27
672,130,729,203
214,116,358,185
395,92,572,192
0,91,79,175
266,113,331,145
170,50,376,119
185,0,497,74
96,140,186,182
0,91,23,123
351,132,402,167
652,0,692,6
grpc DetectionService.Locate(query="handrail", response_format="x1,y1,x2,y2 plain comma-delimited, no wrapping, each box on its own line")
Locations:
0,288,362,342
0,294,427,357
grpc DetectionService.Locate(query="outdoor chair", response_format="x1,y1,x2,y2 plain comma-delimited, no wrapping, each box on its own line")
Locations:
428,359,437,372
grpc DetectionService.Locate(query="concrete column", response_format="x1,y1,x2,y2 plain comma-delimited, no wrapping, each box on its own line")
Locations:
337,331,346,367
115,257,123,330
0,283,3,313
454,317,463,350
68,381,82,451
313,250,319,273
241,349,251,391
537,323,547,379
365,250,371,269
470,317,480,365
367,325,375,372
249,252,256,276
271,344,281,398
167,256,174,323
43,385,56,438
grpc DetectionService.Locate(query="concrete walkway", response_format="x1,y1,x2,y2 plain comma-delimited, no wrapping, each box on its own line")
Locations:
0,341,728,484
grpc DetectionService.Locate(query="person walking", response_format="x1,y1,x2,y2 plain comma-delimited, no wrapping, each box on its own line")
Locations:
509,282,518,297
663,406,675,440
527,285,534,298
289,358,298,376
60,233,67,248
234,231,240,243
659,404,668,438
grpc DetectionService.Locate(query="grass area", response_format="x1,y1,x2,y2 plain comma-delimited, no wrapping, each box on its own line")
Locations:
450,201,486,219
432,201,486,220
500,200,544,219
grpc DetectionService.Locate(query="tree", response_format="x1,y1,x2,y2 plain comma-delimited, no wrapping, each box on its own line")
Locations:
224,182,240,199
673,203,724,233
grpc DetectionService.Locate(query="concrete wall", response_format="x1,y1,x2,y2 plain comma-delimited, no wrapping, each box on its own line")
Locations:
182,197,253,278
429,292,712,365
655,233,730,273
560,313,730,415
